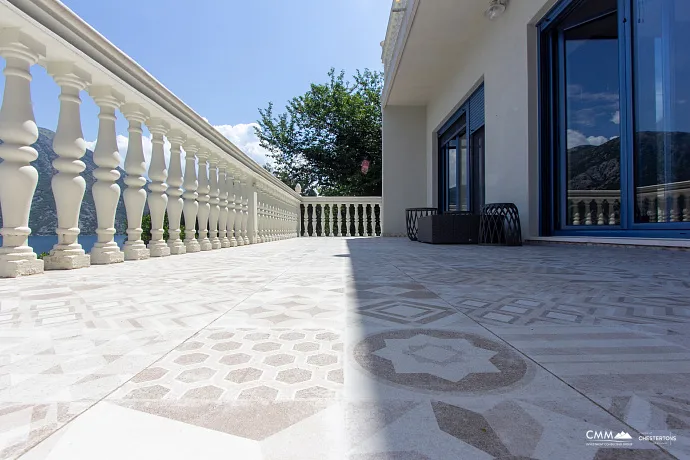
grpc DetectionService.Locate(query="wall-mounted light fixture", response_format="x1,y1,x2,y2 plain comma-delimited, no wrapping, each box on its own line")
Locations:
485,0,508,20
392,0,406,13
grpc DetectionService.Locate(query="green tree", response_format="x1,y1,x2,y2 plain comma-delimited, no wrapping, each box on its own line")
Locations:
256,68,383,196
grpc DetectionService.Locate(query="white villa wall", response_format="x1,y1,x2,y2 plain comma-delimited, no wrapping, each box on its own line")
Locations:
424,0,558,237
382,106,427,236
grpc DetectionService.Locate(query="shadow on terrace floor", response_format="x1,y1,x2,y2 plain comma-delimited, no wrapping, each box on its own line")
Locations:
344,237,689,459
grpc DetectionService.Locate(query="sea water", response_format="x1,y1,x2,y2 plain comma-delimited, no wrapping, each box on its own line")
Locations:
0,235,127,254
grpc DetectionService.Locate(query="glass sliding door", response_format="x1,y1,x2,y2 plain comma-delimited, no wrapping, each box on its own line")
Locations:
539,0,690,237
438,85,485,214
447,138,458,211
471,127,486,213
562,1,621,227
458,133,468,211
632,0,690,224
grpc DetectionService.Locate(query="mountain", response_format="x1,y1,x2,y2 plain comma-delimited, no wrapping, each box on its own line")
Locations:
568,131,690,190
0,128,128,236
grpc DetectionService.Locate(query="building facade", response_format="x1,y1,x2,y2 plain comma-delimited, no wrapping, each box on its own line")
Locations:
381,0,690,242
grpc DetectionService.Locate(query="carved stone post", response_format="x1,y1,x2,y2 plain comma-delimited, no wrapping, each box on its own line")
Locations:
90,86,125,264
44,62,91,270
146,118,170,257
0,31,45,277
166,129,186,255
182,139,201,253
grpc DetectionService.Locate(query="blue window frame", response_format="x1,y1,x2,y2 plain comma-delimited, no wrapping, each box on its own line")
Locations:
538,0,690,238
438,85,485,214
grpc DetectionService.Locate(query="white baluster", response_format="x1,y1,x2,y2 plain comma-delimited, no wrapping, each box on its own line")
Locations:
145,118,170,257
241,178,250,245
608,200,617,226
196,148,212,251
218,162,231,248
0,31,45,277
345,203,351,236
304,203,316,237
182,139,201,252
259,193,266,243
43,62,91,270
166,129,186,255
229,170,241,246
684,192,690,222
90,86,125,264
571,200,581,226
596,199,605,225
319,203,325,237
225,170,236,247
208,157,221,249
670,193,680,223
584,201,593,226
120,103,150,260
656,197,664,223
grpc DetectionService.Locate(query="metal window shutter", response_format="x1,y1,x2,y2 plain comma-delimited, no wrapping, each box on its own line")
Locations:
469,85,485,133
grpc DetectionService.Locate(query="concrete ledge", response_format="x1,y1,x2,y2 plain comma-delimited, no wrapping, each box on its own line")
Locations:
527,236,690,250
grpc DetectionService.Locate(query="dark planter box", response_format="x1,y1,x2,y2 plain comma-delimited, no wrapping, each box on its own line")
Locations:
417,213,480,244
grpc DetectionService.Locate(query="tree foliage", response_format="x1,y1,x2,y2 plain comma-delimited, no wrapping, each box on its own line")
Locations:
256,69,383,196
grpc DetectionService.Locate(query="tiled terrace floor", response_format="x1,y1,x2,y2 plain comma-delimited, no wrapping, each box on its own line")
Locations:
1,237,689,459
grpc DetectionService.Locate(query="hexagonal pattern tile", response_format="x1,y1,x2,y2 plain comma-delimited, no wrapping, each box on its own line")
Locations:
219,353,252,366
264,354,296,367
277,368,312,384
173,353,209,365
182,385,224,400
307,353,338,366
239,385,279,401
212,341,242,352
108,328,343,402
176,367,217,384
293,343,320,353
295,386,335,399
252,342,281,352
130,367,168,384
280,332,306,341
208,332,235,340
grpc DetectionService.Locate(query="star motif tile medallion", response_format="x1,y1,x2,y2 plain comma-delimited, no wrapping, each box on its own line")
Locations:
354,329,529,392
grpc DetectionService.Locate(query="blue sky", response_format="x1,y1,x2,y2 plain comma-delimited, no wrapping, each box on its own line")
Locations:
1,0,390,165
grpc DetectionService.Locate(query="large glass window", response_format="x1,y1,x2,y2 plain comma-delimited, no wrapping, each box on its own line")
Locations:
563,4,621,226
633,0,690,223
438,86,485,213
447,139,458,211
540,0,690,236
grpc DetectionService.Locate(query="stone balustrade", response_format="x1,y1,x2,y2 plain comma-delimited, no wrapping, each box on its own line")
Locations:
567,180,690,226
300,197,383,237
0,0,304,277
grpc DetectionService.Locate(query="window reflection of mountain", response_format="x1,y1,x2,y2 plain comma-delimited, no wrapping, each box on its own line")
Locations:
567,131,690,190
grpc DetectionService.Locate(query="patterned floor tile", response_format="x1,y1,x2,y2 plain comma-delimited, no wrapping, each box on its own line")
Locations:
108,328,343,402
1,238,686,459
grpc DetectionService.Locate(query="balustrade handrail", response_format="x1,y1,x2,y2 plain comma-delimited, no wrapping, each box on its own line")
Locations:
300,196,383,204
567,180,690,199
3,0,300,202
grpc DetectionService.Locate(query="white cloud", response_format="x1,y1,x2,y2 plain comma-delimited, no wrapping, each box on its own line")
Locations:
85,121,272,177
85,134,172,178
567,129,610,149
611,110,620,125
212,122,272,166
